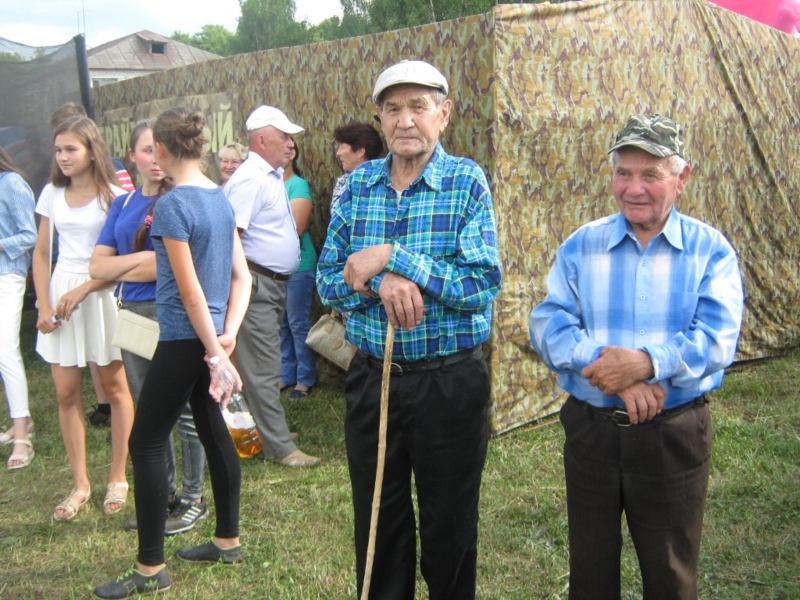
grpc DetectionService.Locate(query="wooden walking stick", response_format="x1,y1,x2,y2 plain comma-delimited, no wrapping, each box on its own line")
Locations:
360,321,395,600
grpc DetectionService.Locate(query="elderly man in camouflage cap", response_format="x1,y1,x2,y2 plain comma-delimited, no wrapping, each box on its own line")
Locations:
530,115,744,599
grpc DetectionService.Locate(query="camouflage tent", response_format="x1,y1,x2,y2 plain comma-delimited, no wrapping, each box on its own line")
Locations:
93,0,800,433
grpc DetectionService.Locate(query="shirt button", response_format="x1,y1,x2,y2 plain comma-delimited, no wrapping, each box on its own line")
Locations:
639,330,645,335
640,294,646,300
642,261,647,266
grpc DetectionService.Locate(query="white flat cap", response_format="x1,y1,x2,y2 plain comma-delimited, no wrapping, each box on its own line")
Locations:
245,106,304,134
372,60,449,104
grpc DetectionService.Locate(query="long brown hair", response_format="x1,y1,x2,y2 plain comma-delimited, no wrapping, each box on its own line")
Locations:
127,120,175,252
51,116,120,211
0,146,32,188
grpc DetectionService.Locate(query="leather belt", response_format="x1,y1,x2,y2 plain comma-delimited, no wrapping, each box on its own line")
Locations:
585,395,708,427
246,260,291,281
361,346,483,376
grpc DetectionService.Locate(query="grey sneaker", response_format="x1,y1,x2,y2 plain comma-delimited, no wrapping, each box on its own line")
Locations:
177,541,244,564
94,565,170,599
165,499,208,536
124,497,180,532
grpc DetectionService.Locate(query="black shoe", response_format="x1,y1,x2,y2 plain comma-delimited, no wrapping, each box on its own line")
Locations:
165,499,208,536
88,405,111,427
94,565,170,599
289,385,314,400
177,541,244,564
123,497,180,532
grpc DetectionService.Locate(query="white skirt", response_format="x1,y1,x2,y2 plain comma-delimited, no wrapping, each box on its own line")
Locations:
36,270,122,367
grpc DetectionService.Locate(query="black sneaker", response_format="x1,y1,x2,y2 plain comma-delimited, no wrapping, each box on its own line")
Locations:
123,497,180,532
177,541,244,564
165,499,208,536
94,565,170,599
88,405,111,427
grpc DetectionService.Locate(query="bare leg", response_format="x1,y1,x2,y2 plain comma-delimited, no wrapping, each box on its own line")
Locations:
51,364,90,518
94,360,134,513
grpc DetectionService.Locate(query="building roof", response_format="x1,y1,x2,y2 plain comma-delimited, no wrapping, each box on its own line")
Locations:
87,30,220,71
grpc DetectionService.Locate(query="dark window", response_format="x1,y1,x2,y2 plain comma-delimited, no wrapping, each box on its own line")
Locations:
151,42,166,54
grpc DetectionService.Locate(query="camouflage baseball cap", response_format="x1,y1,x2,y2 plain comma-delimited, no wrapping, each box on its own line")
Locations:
608,114,684,158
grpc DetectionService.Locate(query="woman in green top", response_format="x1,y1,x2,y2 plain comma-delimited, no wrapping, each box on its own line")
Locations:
279,139,317,399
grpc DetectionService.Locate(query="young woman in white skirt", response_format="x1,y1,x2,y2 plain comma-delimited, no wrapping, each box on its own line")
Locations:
32,116,134,521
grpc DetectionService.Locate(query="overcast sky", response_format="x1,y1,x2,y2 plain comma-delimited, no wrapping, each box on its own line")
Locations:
0,0,344,49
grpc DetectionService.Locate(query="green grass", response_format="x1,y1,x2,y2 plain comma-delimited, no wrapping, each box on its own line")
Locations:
1,308,798,598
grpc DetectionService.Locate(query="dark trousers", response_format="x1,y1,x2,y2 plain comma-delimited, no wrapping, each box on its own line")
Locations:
344,350,491,600
560,396,712,600
129,339,241,566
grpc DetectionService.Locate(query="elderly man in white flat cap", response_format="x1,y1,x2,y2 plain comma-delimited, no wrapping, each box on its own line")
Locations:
224,106,319,468
317,60,502,600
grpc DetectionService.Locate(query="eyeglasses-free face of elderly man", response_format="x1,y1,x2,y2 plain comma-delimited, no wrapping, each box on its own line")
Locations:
376,83,451,174
611,146,691,248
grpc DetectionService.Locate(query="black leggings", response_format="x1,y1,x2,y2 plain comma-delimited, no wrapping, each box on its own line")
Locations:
129,338,241,566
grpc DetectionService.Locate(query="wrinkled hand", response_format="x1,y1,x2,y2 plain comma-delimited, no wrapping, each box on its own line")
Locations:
617,381,666,424
343,244,393,295
378,272,425,331
581,346,655,396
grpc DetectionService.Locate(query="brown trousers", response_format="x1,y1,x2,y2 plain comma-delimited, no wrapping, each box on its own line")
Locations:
560,395,712,600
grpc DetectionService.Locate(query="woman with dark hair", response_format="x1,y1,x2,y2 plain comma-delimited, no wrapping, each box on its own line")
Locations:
328,123,385,326
95,107,251,599
0,147,37,470
32,116,134,520
331,122,384,214
90,121,209,535
279,138,317,399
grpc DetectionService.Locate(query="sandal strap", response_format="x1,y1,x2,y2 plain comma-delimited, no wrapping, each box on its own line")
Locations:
104,482,129,506
55,488,91,519
11,439,32,449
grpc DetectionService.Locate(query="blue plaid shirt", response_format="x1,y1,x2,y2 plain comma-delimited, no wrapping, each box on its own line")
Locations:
530,208,744,410
317,143,502,361
0,172,37,277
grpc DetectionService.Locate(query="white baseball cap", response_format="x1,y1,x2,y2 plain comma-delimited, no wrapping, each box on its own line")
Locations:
372,60,449,104
245,106,304,134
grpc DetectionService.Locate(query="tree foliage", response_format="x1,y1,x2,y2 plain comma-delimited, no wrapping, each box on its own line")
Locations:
173,0,573,53
0,51,23,62
235,0,309,52
171,25,236,56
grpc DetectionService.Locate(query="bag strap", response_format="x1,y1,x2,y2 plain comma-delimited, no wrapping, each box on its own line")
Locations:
47,186,57,276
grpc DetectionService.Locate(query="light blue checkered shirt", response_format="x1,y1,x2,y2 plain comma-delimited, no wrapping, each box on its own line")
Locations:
530,208,744,410
0,172,37,277
317,143,502,361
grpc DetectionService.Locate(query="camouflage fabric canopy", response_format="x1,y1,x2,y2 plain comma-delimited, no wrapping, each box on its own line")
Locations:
93,0,800,433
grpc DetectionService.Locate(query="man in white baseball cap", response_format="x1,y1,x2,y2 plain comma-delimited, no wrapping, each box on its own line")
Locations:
224,106,319,468
318,59,501,599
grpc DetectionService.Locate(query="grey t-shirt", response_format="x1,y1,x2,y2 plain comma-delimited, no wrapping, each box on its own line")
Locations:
150,185,235,341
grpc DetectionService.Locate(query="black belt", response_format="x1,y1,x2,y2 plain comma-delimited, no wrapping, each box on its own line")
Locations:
361,346,483,376
584,395,708,427
246,260,291,281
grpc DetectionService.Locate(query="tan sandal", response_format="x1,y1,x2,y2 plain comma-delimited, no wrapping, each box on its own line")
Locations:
7,439,34,470
54,488,91,521
103,482,129,515
0,420,34,445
